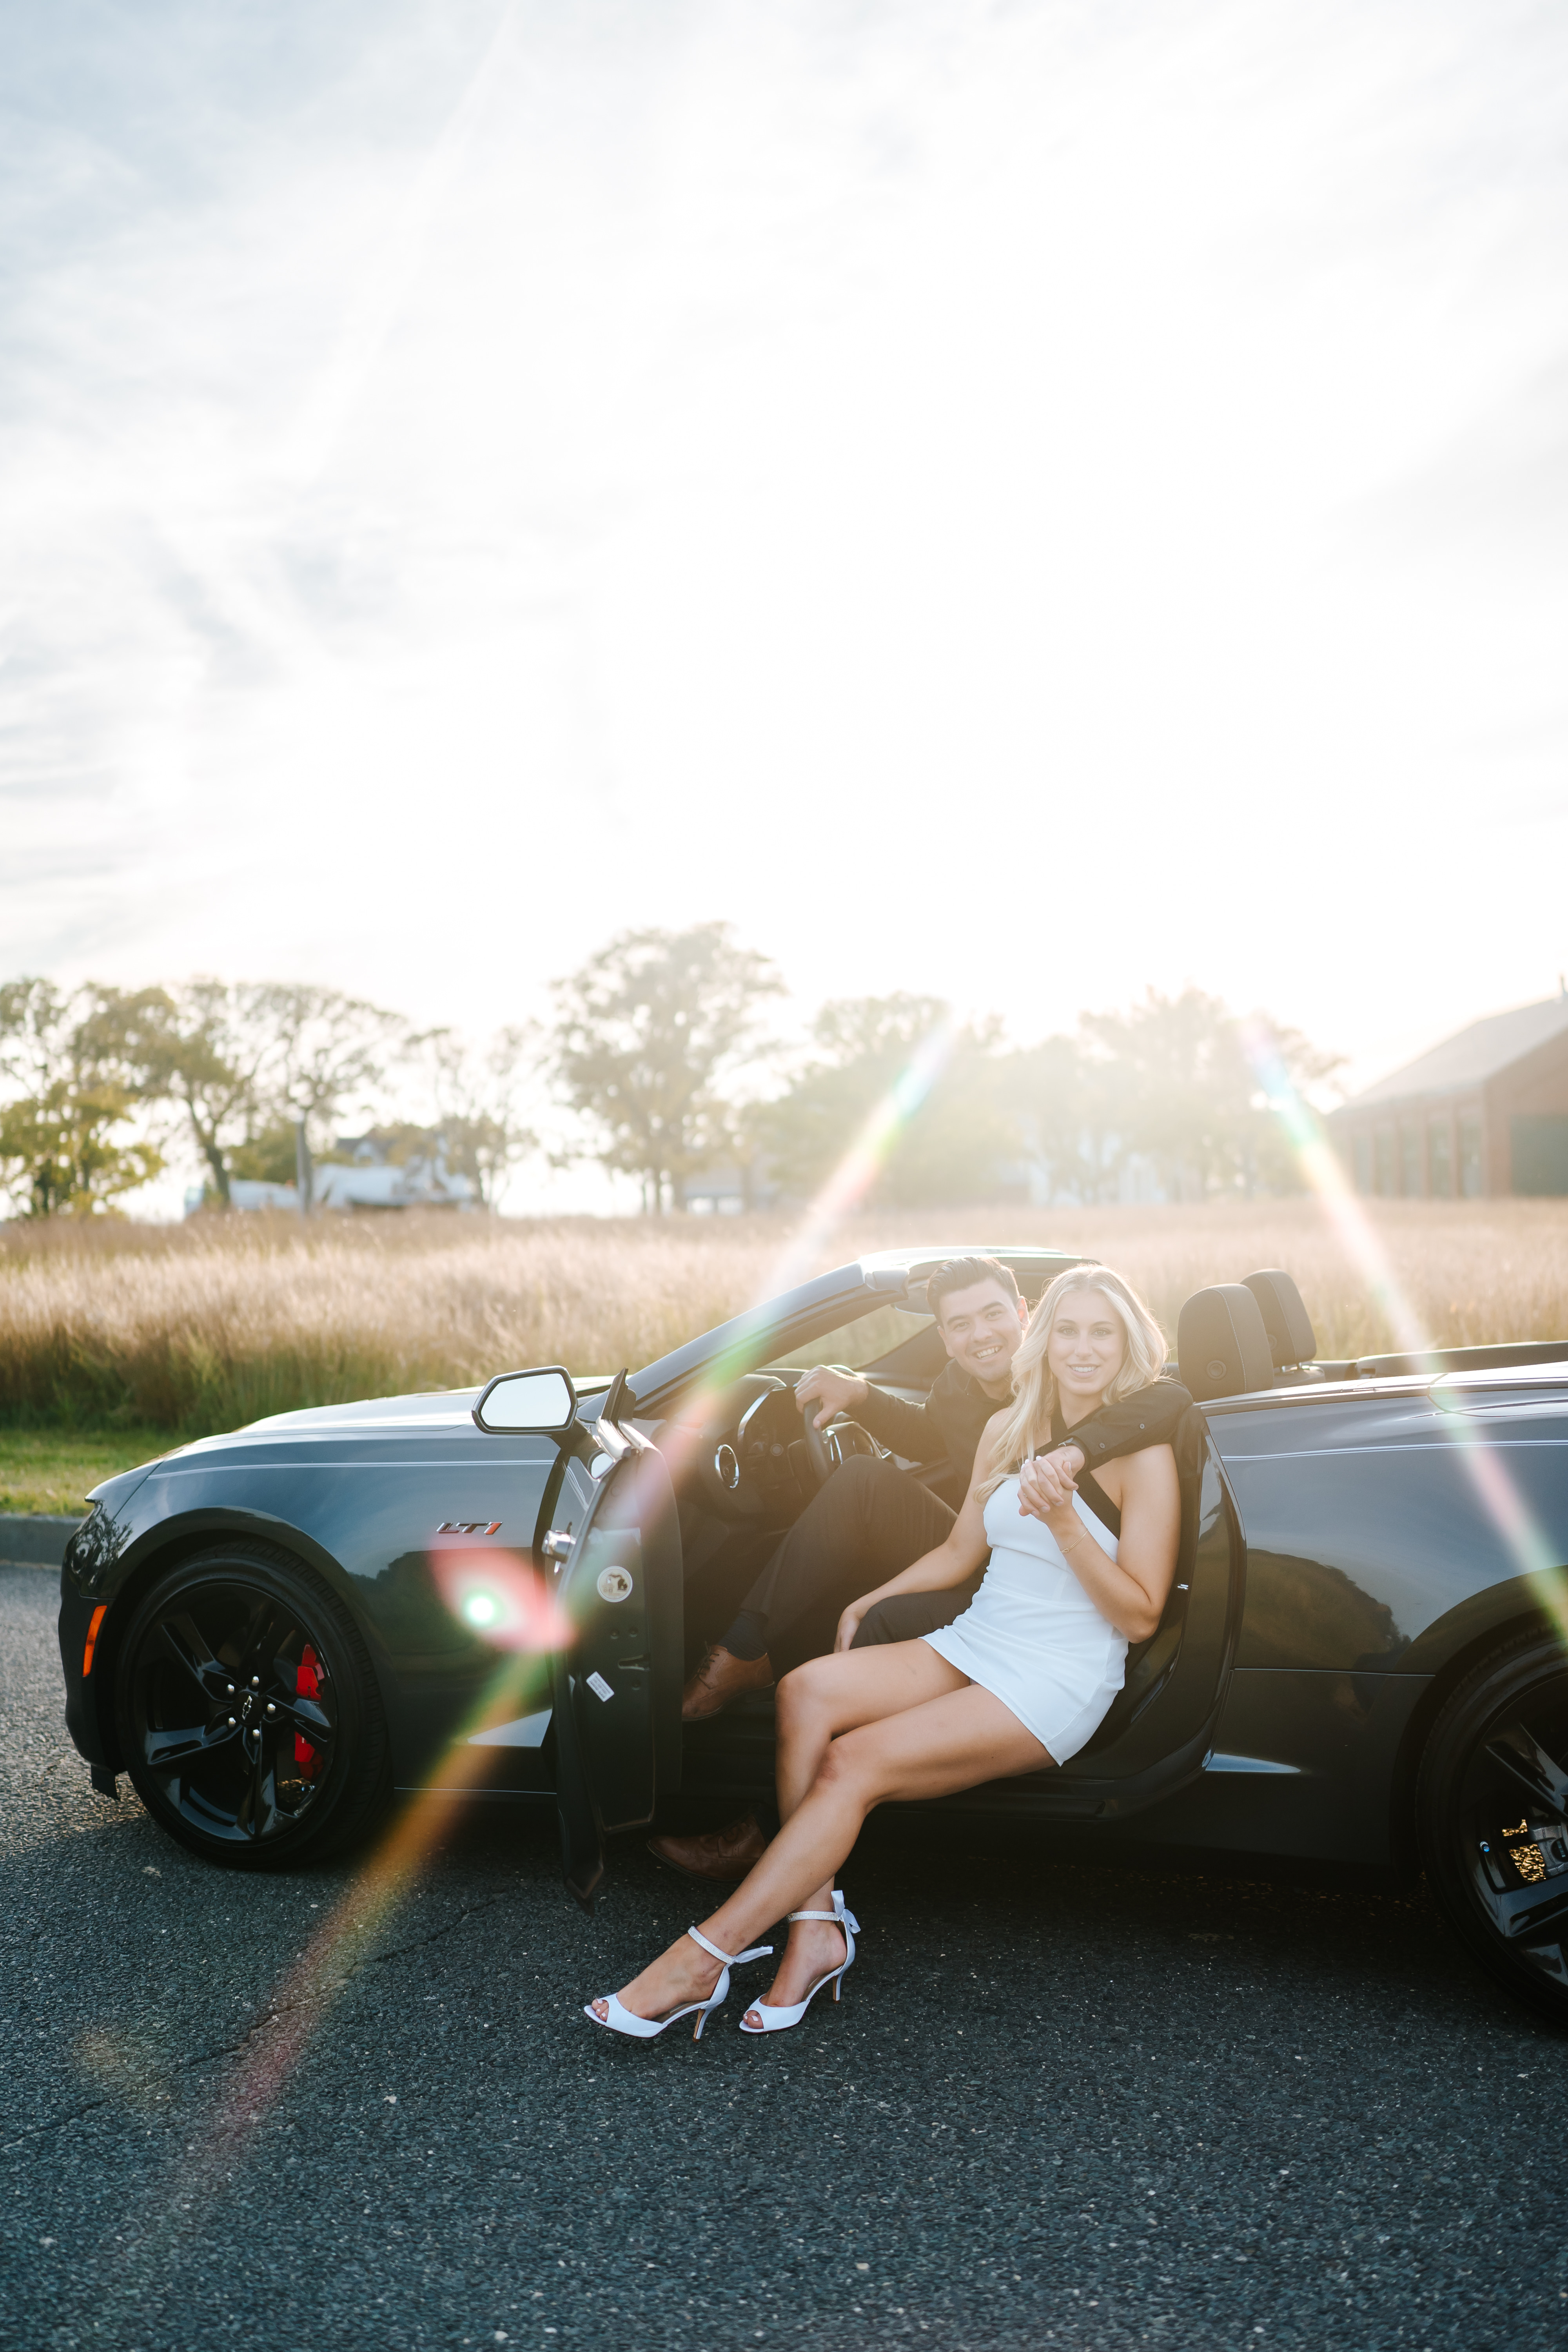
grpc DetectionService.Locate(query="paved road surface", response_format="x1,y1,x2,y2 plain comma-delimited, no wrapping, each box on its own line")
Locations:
3,1561,1566,2351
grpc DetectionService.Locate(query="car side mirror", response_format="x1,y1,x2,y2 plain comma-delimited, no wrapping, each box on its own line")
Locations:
473,1367,578,1435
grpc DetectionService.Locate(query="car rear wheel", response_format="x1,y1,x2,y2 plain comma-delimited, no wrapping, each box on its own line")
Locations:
114,1543,390,1870
1417,1625,1568,2024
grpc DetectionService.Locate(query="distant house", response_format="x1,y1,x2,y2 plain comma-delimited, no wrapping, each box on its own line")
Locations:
678,1163,780,1213
313,1135,477,1211
311,1159,475,1211
185,1133,477,1216
1330,990,1568,1198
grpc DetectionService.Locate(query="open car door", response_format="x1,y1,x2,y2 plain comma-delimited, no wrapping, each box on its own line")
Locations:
548,1395,683,1908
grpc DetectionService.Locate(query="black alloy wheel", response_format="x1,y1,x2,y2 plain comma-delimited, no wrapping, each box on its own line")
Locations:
114,1542,390,1870
1417,1624,1568,2024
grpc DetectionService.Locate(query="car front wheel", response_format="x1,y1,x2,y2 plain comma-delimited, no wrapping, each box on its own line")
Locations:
1417,1624,1568,2024
114,1542,390,1870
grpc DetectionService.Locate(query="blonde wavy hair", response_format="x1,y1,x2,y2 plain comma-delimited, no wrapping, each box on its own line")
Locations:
978,1265,1168,1501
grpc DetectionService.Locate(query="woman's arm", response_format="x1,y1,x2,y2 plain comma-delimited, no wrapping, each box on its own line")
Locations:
1031,1442,1180,1643
832,1413,1005,1651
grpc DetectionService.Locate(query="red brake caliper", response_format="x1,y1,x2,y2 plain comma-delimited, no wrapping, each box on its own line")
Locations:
295,1644,321,1780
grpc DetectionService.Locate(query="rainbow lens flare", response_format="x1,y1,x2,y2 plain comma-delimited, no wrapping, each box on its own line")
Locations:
428,1544,574,1654
1245,1016,1568,1628
118,1016,962,2240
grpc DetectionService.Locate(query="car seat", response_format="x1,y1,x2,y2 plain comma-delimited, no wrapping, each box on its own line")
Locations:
1074,1289,1271,1760
1242,1268,1323,1383
1070,1400,1209,1762
1176,1282,1276,1402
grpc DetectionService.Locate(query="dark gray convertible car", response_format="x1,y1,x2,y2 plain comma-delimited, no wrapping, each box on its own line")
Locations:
56,1244,1568,2023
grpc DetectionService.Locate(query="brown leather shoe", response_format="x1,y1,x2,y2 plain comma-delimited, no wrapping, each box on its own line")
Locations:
646,1812,771,1884
680,1644,774,1721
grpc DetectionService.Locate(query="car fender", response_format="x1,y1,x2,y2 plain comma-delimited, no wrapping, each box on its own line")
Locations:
63,1496,391,1780
1382,1571,1568,1874
62,1429,568,1787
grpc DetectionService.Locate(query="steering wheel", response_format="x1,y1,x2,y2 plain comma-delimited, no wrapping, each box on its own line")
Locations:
799,1403,882,1490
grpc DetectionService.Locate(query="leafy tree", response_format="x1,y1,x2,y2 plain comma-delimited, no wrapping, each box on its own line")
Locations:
129,981,406,1209
226,1119,307,1187
1237,1013,1347,1193
0,979,165,1216
256,985,407,1211
1074,989,1241,1199
754,993,1018,1205
1074,988,1343,1199
1009,1034,1132,1207
551,926,782,1212
134,980,278,1207
410,1024,539,1208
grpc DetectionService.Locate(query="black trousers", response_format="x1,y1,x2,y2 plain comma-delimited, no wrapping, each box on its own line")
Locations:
740,1453,986,1679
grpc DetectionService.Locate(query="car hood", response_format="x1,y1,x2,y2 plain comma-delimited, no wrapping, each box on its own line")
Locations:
136,1375,618,1468
239,1388,486,1433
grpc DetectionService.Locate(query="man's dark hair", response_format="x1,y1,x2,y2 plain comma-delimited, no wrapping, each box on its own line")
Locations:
926,1255,1022,1321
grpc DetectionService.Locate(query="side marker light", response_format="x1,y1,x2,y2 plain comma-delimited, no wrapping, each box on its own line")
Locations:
82,1604,108,1677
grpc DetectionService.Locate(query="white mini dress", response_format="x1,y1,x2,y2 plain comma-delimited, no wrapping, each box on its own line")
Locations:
922,1476,1127,1763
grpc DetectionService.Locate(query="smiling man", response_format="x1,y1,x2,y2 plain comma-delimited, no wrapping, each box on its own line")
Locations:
652,1255,1192,1883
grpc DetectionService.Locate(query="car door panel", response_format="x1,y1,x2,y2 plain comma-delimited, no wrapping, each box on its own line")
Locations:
551,1428,683,1907
1129,1667,1430,1866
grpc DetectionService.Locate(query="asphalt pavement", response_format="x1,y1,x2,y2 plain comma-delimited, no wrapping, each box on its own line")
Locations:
4,1558,1567,2352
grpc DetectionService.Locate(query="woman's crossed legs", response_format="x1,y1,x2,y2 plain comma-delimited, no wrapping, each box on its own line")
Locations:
593,1638,1055,2030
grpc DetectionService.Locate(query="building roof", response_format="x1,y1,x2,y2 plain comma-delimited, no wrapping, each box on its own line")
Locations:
1338,992,1568,1112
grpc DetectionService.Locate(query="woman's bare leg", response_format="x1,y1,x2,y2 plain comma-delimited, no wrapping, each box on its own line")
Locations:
595,1642,961,2025
751,1641,967,2014
596,1678,1052,2025
773,1641,960,1822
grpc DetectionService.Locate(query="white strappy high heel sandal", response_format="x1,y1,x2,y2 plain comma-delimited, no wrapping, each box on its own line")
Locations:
738,1890,859,2035
584,1925,774,2042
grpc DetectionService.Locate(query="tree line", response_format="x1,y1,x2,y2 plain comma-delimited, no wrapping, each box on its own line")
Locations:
0,927,1339,1218
0,979,532,1218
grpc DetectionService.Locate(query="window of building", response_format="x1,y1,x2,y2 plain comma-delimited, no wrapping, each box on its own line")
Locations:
1352,1133,1372,1195
1400,1125,1423,1196
1510,1115,1568,1197
1428,1121,1453,1198
1459,1115,1483,1198
1374,1128,1396,1196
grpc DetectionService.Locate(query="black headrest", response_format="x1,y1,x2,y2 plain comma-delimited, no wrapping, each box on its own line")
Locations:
1243,1269,1317,1368
1177,1284,1276,1403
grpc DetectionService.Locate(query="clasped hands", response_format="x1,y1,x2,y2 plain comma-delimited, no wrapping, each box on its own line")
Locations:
1017,1444,1085,1526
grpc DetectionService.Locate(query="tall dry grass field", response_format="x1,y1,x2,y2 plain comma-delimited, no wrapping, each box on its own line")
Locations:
2,1198,1567,1436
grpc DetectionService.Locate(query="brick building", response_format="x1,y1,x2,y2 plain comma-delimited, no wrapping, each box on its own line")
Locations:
1331,990,1568,1199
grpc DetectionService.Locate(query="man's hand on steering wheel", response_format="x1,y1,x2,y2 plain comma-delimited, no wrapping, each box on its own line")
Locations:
795,1365,869,1431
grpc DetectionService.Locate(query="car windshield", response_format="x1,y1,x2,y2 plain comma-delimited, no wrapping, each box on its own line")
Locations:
762,1304,934,1374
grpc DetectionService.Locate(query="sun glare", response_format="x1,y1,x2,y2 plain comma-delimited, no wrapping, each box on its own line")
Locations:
125,1020,959,2232
1247,1017,1568,1632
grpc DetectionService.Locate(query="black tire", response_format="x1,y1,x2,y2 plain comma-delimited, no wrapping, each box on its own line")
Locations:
114,1541,391,1871
1417,1625,1568,2025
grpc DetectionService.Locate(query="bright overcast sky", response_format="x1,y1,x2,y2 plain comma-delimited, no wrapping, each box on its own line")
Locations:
5,0,1568,1112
